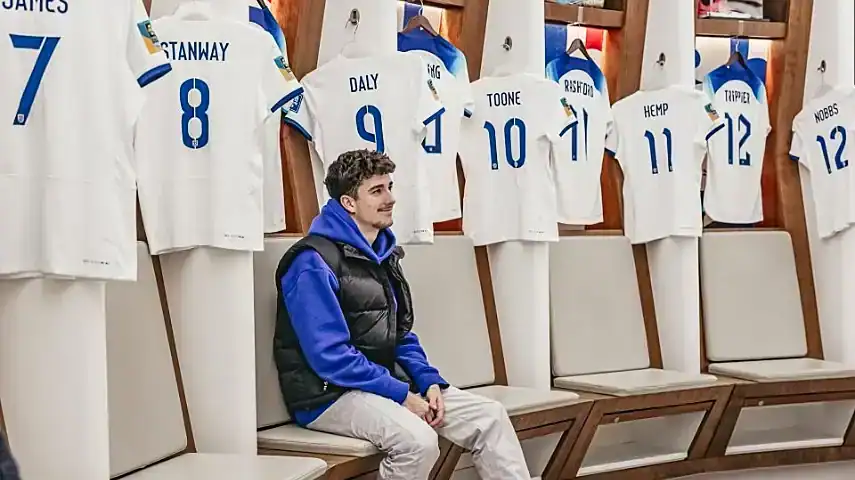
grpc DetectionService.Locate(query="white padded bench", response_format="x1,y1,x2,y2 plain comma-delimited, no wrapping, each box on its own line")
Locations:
254,236,580,457
106,242,327,480
549,236,716,395
700,231,855,382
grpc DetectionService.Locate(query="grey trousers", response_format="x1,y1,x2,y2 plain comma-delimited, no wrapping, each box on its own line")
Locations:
307,387,532,480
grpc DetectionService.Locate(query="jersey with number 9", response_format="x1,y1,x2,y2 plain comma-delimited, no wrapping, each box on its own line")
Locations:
790,87,855,239
606,86,724,244
285,52,445,245
458,74,577,246
0,0,171,280
133,17,303,255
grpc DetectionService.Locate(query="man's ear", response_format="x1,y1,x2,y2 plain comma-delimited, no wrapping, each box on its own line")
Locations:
340,194,357,214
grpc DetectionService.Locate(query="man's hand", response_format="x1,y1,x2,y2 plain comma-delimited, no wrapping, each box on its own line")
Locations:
425,385,445,427
404,392,431,420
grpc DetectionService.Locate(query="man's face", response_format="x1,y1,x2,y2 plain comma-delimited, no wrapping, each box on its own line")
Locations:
342,174,395,230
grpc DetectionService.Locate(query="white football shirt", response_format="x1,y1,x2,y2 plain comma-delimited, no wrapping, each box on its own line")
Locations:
398,30,474,222
790,87,855,239
0,0,171,280
134,16,302,255
250,0,290,233
285,52,445,245
458,74,576,246
702,64,771,224
606,86,724,244
546,54,613,225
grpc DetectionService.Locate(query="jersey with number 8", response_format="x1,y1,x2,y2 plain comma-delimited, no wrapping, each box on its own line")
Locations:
458,74,576,246
285,52,445,245
606,86,724,244
134,16,302,255
790,87,855,239
0,0,171,279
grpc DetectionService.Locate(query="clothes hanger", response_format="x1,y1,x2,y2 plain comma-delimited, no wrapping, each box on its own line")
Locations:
725,49,749,70
640,53,667,91
401,0,438,36
173,0,215,20
814,60,833,99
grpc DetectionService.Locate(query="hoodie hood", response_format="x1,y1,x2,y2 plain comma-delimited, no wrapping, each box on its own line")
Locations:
308,199,397,264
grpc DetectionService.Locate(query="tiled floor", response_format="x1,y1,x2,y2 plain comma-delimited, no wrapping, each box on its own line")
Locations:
685,461,855,479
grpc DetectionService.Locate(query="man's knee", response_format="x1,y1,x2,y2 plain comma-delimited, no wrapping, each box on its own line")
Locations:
400,423,441,462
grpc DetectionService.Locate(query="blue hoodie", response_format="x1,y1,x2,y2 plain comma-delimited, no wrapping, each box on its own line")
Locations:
282,200,448,426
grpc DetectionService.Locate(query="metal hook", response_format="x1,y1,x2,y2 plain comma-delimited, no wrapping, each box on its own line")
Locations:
418,0,424,16
347,8,360,27
819,59,827,73
656,52,666,66
502,36,513,51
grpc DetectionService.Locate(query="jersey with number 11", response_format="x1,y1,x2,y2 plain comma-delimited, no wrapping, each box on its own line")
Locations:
0,1,171,280
790,86,855,239
458,74,576,246
134,17,303,255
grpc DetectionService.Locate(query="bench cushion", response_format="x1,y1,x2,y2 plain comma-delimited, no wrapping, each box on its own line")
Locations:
258,425,379,457
709,358,855,382
468,385,580,416
700,231,807,362
123,453,327,480
549,236,651,376
553,368,718,396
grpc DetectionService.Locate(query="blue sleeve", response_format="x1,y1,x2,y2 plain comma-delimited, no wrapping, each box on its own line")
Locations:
396,331,449,395
282,250,411,404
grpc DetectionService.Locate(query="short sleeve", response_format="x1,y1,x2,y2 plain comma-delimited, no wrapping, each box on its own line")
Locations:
283,91,314,141
604,113,618,158
695,93,725,145
414,63,446,134
260,42,304,115
789,128,807,168
128,1,171,88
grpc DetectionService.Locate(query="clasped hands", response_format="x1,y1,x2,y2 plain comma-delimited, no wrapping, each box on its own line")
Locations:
404,384,445,427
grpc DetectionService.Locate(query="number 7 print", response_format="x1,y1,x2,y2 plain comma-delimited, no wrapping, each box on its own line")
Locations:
10,34,61,126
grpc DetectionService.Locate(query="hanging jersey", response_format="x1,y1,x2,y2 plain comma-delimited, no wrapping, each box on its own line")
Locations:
250,0,293,233
702,64,771,224
458,74,577,246
398,30,473,222
546,54,613,225
134,16,302,255
606,86,724,244
285,52,445,245
790,87,855,239
0,0,171,280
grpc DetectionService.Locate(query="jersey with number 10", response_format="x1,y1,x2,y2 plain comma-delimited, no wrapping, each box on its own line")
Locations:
702,64,771,224
606,86,724,244
0,1,171,280
546,54,613,225
285,52,445,245
458,74,576,246
790,87,855,239
134,17,302,255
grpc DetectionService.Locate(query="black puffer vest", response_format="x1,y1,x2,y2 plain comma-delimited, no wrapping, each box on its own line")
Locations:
273,235,416,413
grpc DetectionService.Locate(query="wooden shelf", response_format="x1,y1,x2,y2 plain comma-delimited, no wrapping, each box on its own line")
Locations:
696,18,787,39
422,0,465,8
545,4,624,29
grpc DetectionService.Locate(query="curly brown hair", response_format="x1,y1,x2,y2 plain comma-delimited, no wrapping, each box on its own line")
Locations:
324,149,396,201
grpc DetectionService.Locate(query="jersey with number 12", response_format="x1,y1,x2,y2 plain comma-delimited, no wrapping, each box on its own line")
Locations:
790,87,855,239
458,74,576,246
0,0,171,280
702,64,771,224
134,17,303,255
606,86,724,244
285,52,445,245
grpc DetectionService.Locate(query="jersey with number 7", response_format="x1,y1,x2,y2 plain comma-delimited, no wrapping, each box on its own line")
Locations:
285,52,445,245
0,0,171,280
134,16,303,255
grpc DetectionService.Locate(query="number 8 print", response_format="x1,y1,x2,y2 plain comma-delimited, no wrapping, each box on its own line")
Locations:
180,78,210,150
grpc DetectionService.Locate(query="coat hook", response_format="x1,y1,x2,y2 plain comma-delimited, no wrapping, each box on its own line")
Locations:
656,52,666,66
819,59,827,73
348,8,360,26
502,36,513,51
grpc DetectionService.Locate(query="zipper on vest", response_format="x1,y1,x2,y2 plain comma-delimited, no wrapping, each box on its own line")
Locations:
323,381,328,392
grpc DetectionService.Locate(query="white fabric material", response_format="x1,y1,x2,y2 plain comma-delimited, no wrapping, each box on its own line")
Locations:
307,387,531,480
709,358,855,382
700,231,808,362
466,385,579,416
549,236,651,376
258,424,379,457
122,453,327,480
554,368,717,397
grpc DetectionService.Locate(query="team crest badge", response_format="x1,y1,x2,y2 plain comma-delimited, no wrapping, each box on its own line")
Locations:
289,93,304,114
427,79,440,100
275,56,295,81
137,20,161,55
704,103,720,121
